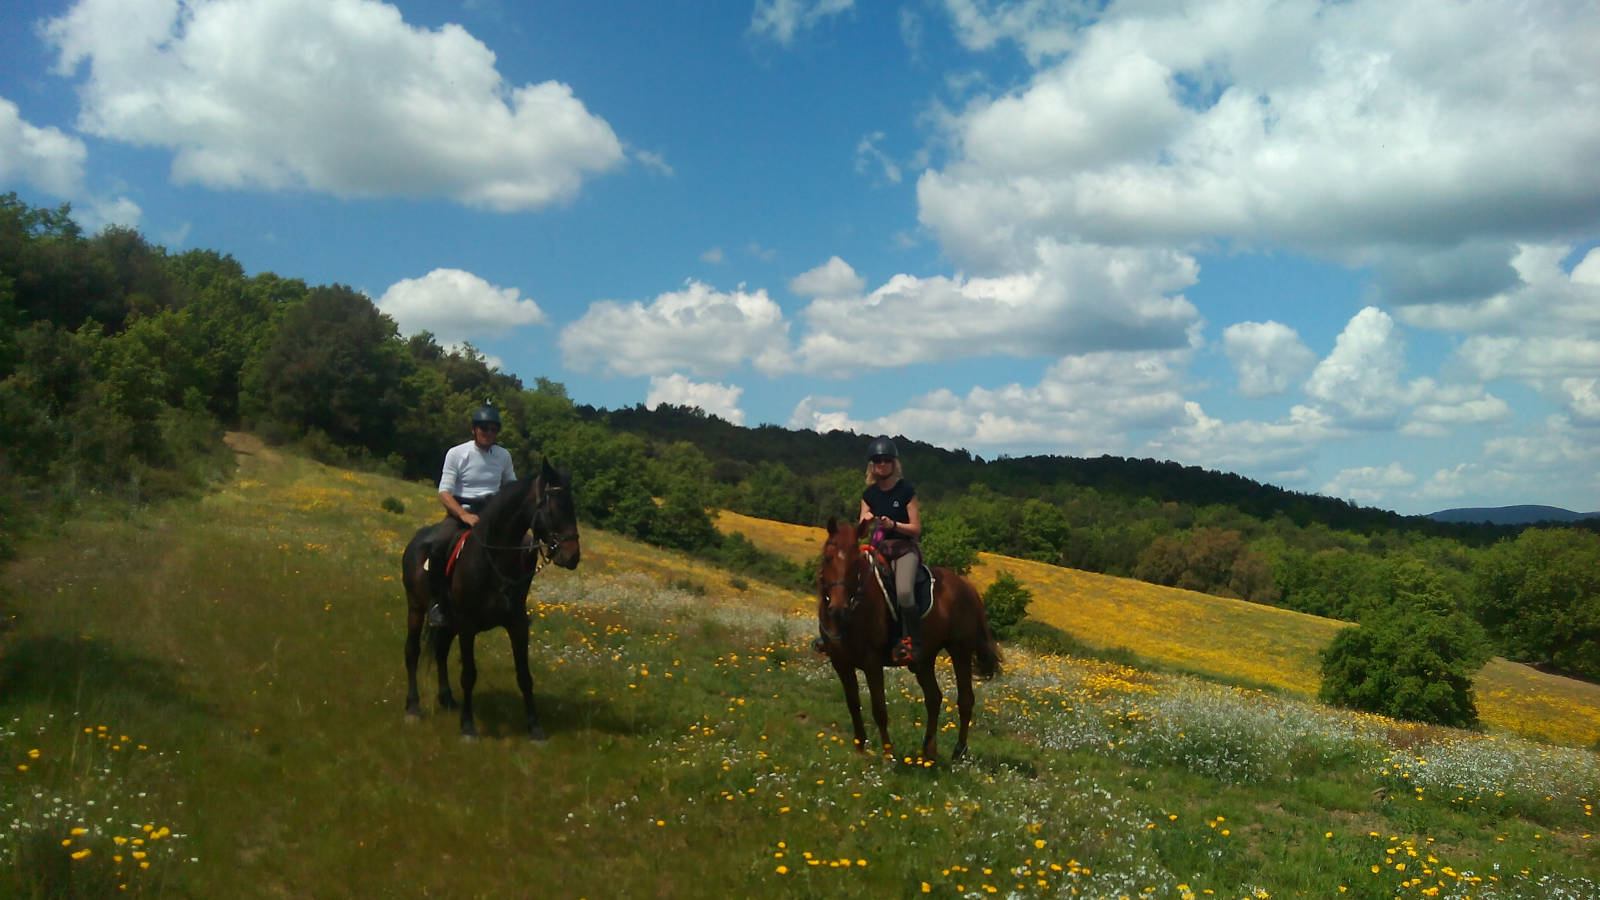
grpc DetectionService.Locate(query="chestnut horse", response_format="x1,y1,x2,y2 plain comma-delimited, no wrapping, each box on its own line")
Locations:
815,517,1001,760
401,458,579,739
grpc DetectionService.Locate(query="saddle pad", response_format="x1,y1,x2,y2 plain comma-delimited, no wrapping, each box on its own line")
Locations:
913,565,935,617
444,530,471,577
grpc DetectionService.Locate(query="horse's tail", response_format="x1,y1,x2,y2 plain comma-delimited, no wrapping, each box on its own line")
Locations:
975,621,1003,680
971,581,1003,680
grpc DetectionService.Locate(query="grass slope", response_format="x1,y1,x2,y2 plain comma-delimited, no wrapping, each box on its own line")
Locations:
2,441,1597,899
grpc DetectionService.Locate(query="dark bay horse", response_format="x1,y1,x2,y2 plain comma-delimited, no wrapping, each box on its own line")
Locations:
815,517,1002,761
401,458,579,739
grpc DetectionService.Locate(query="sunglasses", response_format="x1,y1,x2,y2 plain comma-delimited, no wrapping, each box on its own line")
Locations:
870,455,894,464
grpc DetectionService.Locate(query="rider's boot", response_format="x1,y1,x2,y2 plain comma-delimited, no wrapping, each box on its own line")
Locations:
426,544,452,628
893,610,923,666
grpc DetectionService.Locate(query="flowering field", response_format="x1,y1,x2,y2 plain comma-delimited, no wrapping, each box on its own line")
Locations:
2,438,1598,897
718,513,1600,749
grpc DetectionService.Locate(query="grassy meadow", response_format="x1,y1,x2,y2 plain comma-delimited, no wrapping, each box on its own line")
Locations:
3,440,1598,898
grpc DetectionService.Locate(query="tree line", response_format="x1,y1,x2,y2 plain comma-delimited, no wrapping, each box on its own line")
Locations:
4,192,1597,699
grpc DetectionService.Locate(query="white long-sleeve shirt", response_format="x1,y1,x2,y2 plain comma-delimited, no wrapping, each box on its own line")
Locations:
437,441,517,501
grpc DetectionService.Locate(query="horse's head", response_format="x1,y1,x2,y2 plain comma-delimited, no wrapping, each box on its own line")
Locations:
531,458,580,570
818,516,870,627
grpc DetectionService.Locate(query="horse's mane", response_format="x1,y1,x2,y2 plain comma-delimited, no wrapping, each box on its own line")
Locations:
477,475,536,526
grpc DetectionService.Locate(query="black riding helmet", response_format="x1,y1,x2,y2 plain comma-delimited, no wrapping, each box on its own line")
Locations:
866,435,897,460
471,403,501,428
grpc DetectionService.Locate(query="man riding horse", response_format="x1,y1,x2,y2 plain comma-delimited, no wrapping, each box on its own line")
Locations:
426,403,517,627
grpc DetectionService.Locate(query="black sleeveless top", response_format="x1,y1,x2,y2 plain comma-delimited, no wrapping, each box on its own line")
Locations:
862,479,915,525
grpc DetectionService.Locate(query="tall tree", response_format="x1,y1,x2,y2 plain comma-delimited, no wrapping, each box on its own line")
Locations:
242,284,416,456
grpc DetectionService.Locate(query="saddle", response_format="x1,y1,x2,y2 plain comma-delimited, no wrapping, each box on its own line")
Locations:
420,525,472,578
874,558,935,620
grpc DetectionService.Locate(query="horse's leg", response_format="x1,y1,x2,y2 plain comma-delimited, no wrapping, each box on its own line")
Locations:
913,658,944,761
510,617,546,741
830,660,868,753
404,604,423,719
457,630,479,739
864,666,893,759
432,627,458,710
950,648,975,761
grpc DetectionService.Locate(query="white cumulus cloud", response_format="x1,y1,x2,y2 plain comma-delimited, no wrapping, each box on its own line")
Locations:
1152,401,1342,474
377,268,546,345
789,256,865,299
919,0,1600,304
0,96,87,197
1304,307,1412,426
1322,462,1417,506
1222,320,1316,397
560,280,793,377
44,0,625,210
796,240,1200,372
790,347,1194,455
647,374,746,425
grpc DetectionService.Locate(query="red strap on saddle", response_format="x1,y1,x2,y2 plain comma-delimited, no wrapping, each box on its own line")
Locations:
445,530,471,577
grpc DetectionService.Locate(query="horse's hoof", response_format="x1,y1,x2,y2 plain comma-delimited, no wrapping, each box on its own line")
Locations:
951,743,968,761
404,711,421,724
460,732,478,743
528,728,548,743
439,697,459,711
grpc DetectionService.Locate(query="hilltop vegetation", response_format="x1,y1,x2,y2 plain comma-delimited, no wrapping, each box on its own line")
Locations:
3,191,1598,693
3,439,1599,898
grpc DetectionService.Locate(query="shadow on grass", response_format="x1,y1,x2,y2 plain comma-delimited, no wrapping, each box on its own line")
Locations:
0,632,213,721
434,688,663,741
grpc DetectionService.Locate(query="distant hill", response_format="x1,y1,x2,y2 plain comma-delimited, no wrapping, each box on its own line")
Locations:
585,403,1517,538
1427,505,1600,525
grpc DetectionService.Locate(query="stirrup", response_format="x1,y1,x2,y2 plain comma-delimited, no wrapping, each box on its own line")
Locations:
891,637,916,665
426,603,448,628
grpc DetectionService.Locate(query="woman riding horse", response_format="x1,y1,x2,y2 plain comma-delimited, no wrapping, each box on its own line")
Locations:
814,436,1002,761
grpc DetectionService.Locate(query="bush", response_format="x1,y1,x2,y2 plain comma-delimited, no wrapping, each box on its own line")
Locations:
381,496,405,515
1318,606,1490,728
983,570,1032,637
922,511,979,574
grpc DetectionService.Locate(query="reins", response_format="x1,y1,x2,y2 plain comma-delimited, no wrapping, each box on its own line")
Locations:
467,476,576,601
819,539,897,627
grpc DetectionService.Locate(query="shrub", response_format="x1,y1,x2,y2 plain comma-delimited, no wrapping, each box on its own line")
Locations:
983,570,1032,637
1318,605,1490,728
381,496,405,515
922,512,979,574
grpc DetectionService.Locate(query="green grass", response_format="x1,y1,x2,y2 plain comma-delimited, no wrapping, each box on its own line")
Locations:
3,439,1599,898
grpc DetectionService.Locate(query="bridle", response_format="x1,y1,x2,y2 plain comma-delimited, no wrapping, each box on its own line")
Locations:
477,475,576,593
820,536,899,633
819,538,880,639
529,481,579,567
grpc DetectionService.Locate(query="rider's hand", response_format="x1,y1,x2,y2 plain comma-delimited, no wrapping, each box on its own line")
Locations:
879,516,894,532
461,512,480,528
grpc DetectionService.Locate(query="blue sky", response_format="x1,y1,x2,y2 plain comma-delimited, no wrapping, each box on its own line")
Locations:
4,0,1598,516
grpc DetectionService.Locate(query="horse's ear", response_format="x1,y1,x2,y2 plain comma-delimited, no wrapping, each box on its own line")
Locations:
825,516,838,534
541,457,557,480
